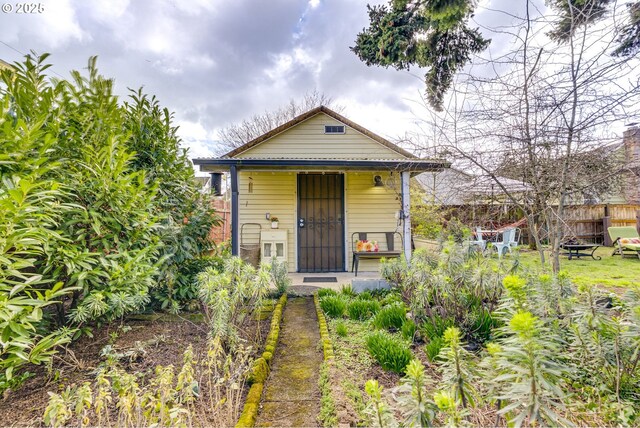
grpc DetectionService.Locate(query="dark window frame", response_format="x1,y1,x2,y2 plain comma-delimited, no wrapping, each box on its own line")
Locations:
324,125,345,134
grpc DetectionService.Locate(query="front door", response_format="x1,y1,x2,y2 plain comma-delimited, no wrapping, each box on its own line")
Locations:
297,173,345,272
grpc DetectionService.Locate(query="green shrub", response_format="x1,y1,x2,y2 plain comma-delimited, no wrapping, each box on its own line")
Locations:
347,299,381,321
425,336,444,362
152,256,224,311
336,321,348,337
369,288,391,299
373,304,406,331
340,284,356,297
420,316,455,341
468,308,496,344
357,291,373,301
318,288,338,298
366,332,412,373
387,242,503,347
402,319,418,341
320,295,347,318
380,292,403,307
270,257,291,297
438,218,470,244
411,200,446,239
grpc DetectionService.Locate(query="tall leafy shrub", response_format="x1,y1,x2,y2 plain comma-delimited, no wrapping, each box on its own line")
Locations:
0,65,76,382
123,90,219,310
2,53,218,321
0,53,219,384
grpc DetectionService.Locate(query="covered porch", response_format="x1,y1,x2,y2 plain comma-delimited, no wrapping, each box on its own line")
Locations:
192,159,446,272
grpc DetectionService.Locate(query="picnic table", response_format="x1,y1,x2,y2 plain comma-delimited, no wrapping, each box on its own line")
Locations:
560,243,601,260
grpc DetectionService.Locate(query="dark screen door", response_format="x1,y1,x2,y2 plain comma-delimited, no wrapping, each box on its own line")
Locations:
298,173,345,272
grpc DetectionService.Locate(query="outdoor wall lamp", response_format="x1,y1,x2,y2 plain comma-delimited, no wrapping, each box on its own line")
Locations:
374,175,383,187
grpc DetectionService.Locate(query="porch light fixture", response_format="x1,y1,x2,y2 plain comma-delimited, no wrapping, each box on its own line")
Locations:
374,175,383,187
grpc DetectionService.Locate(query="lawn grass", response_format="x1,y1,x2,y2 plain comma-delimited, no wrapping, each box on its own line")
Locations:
507,246,640,288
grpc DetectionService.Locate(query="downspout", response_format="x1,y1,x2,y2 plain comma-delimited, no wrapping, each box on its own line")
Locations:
230,165,239,256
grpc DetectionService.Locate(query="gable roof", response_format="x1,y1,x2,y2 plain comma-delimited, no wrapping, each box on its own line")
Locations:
223,105,416,159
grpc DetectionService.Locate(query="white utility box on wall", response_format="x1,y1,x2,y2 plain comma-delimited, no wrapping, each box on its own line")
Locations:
261,230,287,264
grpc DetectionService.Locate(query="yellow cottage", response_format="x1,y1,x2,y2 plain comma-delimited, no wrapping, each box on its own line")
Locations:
193,106,448,274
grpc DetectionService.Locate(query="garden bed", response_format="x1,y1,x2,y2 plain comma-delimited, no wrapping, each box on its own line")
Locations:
317,244,640,427
0,308,273,427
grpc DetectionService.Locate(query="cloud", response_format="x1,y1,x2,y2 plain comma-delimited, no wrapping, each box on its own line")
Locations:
1,0,541,161
0,0,86,48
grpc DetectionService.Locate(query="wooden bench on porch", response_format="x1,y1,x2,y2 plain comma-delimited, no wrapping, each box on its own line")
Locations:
351,232,403,276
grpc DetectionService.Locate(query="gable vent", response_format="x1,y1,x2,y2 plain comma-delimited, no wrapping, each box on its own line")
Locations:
324,125,345,134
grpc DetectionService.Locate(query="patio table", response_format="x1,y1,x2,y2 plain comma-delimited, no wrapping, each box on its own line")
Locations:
476,230,500,242
560,244,601,260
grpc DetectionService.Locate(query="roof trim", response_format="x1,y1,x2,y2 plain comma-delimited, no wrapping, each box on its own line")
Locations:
223,105,417,159
192,157,449,173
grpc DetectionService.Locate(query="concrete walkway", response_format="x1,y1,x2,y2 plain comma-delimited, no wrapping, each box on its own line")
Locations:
288,271,380,290
255,297,323,427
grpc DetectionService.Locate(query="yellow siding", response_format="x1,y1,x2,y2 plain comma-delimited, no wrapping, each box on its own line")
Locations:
238,170,402,273
345,171,403,272
238,171,296,271
236,113,403,160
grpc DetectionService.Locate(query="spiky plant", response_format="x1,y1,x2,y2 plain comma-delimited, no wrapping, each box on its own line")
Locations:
198,256,271,348
433,390,470,427
269,257,291,296
385,243,502,346
176,345,198,407
394,359,436,427
438,327,478,409
567,284,640,412
364,379,398,428
490,311,570,427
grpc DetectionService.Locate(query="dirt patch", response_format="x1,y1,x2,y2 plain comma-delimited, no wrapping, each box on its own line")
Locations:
255,297,323,427
0,311,270,427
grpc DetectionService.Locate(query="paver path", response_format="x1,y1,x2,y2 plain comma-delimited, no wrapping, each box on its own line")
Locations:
255,296,322,427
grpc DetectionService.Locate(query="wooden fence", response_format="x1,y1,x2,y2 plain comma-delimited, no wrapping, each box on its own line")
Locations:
563,204,640,245
209,197,230,244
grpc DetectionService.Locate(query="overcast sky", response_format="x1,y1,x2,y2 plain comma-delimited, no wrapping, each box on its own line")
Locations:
1,0,633,167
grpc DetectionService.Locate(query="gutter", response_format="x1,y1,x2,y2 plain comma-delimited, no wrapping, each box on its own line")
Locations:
192,158,450,173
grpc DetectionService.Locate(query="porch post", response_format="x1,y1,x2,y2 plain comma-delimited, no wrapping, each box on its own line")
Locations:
230,165,239,256
401,171,412,263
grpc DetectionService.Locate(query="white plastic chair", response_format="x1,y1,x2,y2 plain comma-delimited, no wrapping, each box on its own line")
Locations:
493,228,515,259
467,227,486,253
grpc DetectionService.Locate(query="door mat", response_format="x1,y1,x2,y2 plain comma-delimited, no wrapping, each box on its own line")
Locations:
303,277,338,283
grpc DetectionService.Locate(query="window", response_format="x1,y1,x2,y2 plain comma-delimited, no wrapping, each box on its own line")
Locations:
324,125,345,134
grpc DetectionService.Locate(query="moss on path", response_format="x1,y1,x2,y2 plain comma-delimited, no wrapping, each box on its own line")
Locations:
255,297,322,427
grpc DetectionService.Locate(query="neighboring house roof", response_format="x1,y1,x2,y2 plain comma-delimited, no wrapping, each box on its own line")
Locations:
222,105,416,159
469,174,531,195
416,167,532,205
